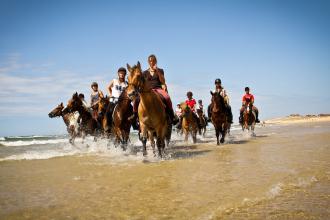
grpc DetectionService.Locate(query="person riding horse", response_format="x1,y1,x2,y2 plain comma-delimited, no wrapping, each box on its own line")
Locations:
185,91,202,129
239,87,260,123
129,54,178,129
90,82,104,121
107,67,128,103
207,78,233,124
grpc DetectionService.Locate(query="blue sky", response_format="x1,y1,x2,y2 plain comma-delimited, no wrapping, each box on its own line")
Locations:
0,0,329,136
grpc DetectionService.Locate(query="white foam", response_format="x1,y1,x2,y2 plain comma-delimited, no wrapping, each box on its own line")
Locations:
0,139,69,147
0,137,5,141
0,150,79,161
267,183,283,198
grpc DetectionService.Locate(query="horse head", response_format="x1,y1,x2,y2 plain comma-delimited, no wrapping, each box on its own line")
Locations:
126,61,144,100
98,95,110,114
210,91,225,113
180,102,191,118
196,108,203,118
64,92,83,113
48,102,64,118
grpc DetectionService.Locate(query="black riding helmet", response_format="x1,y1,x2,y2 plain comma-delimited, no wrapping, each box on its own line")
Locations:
186,91,193,97
117,67,127,74
215,78,221,84
245,87,250,91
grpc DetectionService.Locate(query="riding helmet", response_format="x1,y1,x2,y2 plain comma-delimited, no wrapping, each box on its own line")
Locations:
117,67,127,74
187,91,193,97
91,82,98,88
245,87,250,91
215,78,221,84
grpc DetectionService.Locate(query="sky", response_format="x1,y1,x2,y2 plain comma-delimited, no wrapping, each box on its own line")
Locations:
0,0,329,136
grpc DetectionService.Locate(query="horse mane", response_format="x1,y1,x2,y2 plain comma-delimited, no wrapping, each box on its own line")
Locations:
212,92,226,110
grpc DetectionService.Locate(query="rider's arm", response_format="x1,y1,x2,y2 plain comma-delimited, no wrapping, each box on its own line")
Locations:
158,69,167,91
107,80,114,97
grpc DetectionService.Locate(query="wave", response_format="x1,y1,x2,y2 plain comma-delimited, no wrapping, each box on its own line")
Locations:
0,139,69,147
0,150,79,161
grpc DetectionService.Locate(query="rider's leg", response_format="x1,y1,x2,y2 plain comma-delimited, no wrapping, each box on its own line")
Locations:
154,88,178,125
227,105,233,124
253,106,260,123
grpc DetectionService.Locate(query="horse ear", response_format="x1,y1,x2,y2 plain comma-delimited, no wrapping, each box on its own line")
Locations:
60,102,63,107
210,91,214,96
137,61,141,69
126,63,132,73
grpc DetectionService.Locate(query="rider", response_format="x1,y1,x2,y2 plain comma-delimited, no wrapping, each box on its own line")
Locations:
198,99,208,125
129,54,178,128
185,91,202,128
107,67,128,103
239,87,260,123
207,78,233,124
90,82,104,120
175,103,183,129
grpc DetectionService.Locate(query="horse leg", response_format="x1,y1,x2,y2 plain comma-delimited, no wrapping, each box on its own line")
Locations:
215,128,220,145
149,131,156,157
192,129,197,143
156,137,165,158
220,129,225,144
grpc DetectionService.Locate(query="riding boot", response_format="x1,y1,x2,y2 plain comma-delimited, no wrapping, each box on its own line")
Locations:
128,112,139,130
255,111,260,123
227,106,233,124
239,111,243,124
167,108,179,125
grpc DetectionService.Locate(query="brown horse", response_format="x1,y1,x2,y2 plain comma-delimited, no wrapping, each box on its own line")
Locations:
181,102,198,143
126,62,170,157
210,91,228,145
63,92,99,139
112,89,133,149
48,103,80,144
98,96,112,137
241,103,256,133
196,109,207,137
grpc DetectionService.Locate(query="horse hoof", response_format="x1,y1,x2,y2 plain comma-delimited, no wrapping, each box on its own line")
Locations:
220,138,225,143
143,151,147,156
217,141,220,145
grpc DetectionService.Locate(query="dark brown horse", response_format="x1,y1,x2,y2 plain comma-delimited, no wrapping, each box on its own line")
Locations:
210,91,228,145
126,62,170,157
98,96,112,137
241,103,256,133
63,92,99,139
180,102,198,143
196,108,207,137
48,103,80,144
112,89,133,149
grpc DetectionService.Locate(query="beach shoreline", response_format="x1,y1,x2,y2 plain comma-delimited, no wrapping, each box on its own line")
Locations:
0,119,329,219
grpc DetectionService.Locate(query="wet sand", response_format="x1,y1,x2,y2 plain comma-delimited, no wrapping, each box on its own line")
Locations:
1,121,330,219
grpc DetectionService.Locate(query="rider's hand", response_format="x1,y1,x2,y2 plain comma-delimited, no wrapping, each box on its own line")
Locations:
161,84,167,91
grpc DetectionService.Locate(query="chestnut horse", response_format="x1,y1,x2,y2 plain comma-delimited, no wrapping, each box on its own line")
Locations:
241,103,256,133
48,103,80,144
180,102,198,143
63,92,99,139
196,108,207,137
112,89,133,149
126,62,170,157
210,91,228,145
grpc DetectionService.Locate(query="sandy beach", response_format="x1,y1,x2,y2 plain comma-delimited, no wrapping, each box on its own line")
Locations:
0,116,330,219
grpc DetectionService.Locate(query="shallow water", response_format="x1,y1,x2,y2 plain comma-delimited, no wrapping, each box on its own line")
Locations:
0,122,329,219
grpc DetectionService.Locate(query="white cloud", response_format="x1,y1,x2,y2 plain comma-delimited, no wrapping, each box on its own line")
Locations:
0,54,110,116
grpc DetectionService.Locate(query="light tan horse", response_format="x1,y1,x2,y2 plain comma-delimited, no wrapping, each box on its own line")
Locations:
180,102,198,143
126,62,169,157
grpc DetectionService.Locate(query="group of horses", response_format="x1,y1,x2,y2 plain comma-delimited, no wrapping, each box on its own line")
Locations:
49,61,256,157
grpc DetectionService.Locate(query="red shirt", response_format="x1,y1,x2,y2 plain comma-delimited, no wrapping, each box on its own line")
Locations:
185,99,196,111
242,94,254,103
